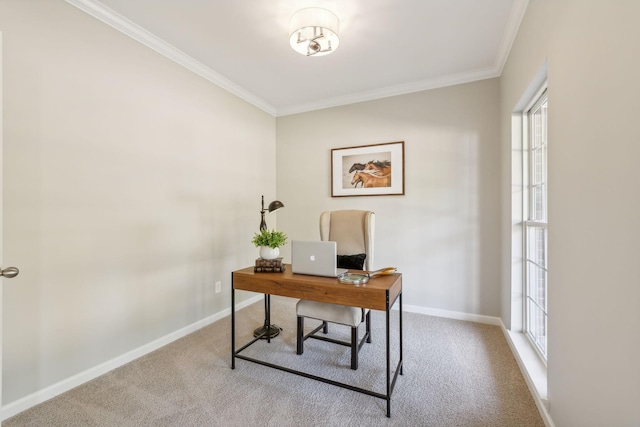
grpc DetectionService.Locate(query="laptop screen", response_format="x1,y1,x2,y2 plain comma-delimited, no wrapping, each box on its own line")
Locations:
291,240,347,277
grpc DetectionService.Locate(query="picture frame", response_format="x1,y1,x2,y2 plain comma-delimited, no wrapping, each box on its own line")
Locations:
331,141,405,197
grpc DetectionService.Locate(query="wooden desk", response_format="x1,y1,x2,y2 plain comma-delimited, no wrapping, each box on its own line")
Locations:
231,265,403,417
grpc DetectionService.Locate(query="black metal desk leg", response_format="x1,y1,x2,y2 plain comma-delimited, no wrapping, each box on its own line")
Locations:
386,294,391,418
231,274,236,369
399,291,403,376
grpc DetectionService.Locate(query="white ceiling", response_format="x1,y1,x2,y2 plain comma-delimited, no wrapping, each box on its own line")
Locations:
67,0,528,116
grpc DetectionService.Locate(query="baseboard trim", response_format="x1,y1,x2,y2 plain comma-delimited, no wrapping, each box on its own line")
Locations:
0,294,262,421
401,304,503,325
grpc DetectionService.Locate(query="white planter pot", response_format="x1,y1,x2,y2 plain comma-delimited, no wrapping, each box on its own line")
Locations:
259,246,280,260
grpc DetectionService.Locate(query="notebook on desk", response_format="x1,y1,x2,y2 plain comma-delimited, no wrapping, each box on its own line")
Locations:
291,240,348,277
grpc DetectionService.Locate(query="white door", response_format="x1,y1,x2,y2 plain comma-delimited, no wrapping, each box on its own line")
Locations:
1,29,4,410
1,30,4,410
0,28,4,412
0,30,19,412
0,31,21,412
0,30,21,411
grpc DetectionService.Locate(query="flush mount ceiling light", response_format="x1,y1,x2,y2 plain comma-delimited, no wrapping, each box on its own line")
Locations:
289,7,340,57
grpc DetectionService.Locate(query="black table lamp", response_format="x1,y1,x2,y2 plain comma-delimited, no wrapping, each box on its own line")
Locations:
255,195,284,339
260,195,284,230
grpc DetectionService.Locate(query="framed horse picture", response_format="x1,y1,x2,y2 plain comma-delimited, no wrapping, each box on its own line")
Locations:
331,141,405,197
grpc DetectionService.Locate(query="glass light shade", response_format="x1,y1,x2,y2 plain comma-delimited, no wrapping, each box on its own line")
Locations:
289,8,340,57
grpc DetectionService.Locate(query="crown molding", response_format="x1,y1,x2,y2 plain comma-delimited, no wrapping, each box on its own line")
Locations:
275,67,500,117
65,0,277,116
495,0,529,75
65,0,528,118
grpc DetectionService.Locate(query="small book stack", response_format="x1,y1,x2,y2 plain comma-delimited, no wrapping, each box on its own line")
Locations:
254,257,285,273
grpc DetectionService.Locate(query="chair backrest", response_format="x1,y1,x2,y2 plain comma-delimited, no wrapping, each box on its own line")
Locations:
319,210,375,271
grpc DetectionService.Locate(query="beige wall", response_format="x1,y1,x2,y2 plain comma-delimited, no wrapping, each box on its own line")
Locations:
1,1,275,405
5,0,639,424
501,1,640,425
276,79,502,317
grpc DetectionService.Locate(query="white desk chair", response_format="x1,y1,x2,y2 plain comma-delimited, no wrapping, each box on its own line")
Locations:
296,210,374,370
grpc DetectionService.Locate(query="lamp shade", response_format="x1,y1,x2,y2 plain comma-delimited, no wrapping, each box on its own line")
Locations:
268,200,284,212
289,8,340,56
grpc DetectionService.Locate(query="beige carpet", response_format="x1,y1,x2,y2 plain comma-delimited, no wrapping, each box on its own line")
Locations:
4,296,545,426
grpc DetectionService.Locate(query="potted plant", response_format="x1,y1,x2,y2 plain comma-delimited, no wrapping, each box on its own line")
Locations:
251,229,288,260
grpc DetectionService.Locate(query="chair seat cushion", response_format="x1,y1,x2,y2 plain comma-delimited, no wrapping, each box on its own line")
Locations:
296,300,362,327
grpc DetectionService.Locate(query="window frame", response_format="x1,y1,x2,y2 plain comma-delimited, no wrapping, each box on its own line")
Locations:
522,85,548,362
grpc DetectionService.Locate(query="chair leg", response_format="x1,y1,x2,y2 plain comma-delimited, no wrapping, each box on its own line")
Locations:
296,316,304,355
322,321,328,334
350,326,358,370
366,310,372,343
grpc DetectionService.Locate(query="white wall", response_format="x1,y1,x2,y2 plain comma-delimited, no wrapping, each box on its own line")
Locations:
276,79,502,317
1,1,275,405
501,1,640,425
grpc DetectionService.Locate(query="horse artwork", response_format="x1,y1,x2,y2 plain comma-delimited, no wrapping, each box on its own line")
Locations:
351,170,391,188
331,141,404,197
348,160,391,187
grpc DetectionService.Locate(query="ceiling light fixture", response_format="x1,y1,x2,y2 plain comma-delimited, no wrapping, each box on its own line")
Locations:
289,7,340,57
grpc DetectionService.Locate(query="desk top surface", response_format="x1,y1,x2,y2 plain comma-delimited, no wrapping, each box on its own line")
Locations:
232,265,401,311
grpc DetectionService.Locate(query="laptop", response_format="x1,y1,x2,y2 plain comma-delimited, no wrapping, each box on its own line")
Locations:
291,240,348,277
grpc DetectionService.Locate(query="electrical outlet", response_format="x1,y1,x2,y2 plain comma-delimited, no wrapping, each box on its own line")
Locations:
215,281,222,293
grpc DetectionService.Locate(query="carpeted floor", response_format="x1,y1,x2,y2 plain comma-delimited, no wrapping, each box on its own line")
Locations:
4,296,545,426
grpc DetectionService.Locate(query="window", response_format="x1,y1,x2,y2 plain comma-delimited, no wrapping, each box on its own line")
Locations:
523,89,548,359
